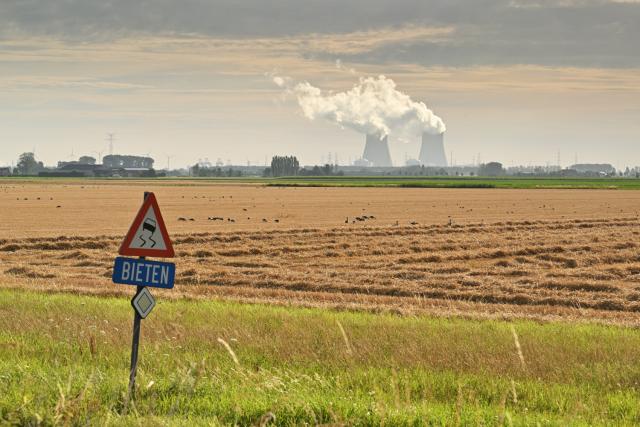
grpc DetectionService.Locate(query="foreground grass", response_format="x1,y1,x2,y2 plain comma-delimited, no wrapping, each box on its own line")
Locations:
2,290,640,425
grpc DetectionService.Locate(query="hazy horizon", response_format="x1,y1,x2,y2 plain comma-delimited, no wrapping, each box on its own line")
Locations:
1,0,639,169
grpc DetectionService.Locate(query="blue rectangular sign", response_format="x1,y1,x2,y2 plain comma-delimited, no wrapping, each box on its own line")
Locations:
112,257,175,289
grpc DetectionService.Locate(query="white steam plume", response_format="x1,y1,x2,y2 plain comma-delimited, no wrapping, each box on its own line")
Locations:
273,75,445,138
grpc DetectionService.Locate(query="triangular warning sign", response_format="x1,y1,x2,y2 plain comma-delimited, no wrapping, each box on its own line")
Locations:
119,193,175,258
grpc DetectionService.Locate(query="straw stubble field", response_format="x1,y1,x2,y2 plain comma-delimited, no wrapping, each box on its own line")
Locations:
2,179,640,325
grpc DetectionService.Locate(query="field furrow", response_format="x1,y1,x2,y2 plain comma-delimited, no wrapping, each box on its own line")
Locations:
2,215,640,324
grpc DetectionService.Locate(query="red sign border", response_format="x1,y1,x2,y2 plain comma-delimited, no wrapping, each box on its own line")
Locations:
119,193,175,258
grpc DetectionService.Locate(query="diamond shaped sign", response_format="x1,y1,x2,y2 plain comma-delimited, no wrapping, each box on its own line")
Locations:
132,287,156,319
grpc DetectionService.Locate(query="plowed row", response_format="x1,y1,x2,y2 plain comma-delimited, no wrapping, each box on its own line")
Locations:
2,216,640,324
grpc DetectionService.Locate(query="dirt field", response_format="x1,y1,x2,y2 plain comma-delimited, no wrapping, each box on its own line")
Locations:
2,179,640,236
2,179,640,324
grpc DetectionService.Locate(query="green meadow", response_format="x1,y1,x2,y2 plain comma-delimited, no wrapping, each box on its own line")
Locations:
266,176,640,190
2,289,640,426
3,176,640,190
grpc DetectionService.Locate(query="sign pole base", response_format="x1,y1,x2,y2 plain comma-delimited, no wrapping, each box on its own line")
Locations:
126,285,143,408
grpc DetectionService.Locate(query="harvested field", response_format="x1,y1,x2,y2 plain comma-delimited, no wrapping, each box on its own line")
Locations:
1,179,640,324
5,181,640,423
2,180,640,237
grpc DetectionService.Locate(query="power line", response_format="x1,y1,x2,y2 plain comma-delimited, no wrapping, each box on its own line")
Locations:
107,133,115,156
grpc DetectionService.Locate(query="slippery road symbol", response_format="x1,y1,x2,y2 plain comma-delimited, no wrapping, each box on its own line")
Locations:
119,192,174,258
138,218,157,248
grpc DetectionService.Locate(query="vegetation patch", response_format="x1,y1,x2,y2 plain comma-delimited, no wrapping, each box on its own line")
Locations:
2,289,640,425
266,176,640,190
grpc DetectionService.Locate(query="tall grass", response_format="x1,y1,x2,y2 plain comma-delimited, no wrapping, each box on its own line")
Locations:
2,289,640,425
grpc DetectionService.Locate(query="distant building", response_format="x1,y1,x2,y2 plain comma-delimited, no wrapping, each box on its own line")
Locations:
0,167,11,176
569,164,616,175
103,155,154,169
41,163,109,177
56,157,96,168
45,154,157,178
479,162,505,177
353,158,372,167
78,156,96,165
116,168,157,178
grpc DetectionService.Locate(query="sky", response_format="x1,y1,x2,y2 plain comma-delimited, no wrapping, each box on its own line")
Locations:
1,0,639,169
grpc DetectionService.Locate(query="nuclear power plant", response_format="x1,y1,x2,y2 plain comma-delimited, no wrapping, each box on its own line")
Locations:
276,73,448,168
419,132,448,167
357,132,447,168
362,134,393,167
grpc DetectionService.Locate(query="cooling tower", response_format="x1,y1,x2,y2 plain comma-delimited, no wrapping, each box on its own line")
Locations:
419,132,447,167
362,134,393,167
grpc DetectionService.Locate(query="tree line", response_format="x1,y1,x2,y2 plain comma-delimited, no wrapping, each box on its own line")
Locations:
264,156,300,177
263,156,347,177
190,164,244,177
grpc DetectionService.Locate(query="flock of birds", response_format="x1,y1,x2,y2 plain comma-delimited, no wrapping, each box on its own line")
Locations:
178,216,280,223
345,215,375,224
15,196,62,208
178,213,432,226
178,194,282,224
175,194,437,227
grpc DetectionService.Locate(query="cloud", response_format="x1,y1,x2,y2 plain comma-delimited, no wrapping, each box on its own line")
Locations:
0,76,152,91
1,1,638,68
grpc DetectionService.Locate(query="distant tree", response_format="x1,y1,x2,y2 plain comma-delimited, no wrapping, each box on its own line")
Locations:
478,162,504,177
190,164,243,177
16,152,44,175
270,156,299,177
78,156,96,165
298,164,346,177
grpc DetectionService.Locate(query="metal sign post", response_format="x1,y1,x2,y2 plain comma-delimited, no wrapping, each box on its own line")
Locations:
114,191,175,405
128,284,144,400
